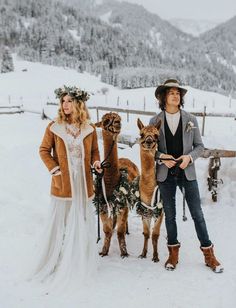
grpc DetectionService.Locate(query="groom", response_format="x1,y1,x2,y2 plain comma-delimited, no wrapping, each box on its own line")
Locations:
150,79,223,273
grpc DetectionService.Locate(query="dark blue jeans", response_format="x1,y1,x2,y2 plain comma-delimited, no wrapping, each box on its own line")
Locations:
159,172,212,247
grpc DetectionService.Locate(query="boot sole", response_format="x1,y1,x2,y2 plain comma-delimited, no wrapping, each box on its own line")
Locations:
206,264,224,273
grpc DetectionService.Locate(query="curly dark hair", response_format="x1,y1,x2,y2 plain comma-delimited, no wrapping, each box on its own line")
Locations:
157,88,185,110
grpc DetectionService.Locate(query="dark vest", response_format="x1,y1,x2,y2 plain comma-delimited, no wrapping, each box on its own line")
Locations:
164,114,183,159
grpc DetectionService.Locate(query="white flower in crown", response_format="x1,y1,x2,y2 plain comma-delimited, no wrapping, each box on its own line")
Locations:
119,187,128,195
157,202,163,209
135,191,140,198
186,121,196,132
54,85,90,101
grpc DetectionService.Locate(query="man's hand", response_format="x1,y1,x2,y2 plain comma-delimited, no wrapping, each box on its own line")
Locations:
177,155,191,169
160,154,177,168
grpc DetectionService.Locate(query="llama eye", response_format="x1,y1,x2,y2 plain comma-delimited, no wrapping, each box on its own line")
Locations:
140,133,144,139
103,119,110,126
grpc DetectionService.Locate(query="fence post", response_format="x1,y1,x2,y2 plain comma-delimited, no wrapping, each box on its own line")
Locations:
117,96,120,107
201,106,206,136
41,108,46,120
126,100,129,122
8,95,11,105
143,96,146,111
96,107,99,122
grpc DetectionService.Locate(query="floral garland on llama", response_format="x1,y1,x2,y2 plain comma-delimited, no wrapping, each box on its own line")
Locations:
93,169,130,216
129,176,163,219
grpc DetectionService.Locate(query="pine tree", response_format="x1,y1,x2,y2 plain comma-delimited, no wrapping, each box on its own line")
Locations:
1,47,14,73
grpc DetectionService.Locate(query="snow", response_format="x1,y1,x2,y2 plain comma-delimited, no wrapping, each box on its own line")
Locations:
0,57,236,308
68,29,81,42
99,11,112,24
217,56,231,69
168,18,222,37
149,29,162,47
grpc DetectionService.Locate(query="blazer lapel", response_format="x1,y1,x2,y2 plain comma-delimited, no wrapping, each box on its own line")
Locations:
181,110,189,153
158,111,167,152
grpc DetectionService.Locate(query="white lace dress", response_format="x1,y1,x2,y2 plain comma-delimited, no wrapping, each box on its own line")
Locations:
33,124,98,290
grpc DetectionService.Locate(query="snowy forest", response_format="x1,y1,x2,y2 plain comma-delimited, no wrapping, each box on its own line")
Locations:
0,0,236,95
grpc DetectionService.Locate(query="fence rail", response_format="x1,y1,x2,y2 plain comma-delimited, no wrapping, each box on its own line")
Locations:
0,105,23,109
46,102,236,118
1,103,236,137
201,148,236,158
0,105,23,115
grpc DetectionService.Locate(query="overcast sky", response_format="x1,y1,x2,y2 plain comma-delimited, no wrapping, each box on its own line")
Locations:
117,0,236,21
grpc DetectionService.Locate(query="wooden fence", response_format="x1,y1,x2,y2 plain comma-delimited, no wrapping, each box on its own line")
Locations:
1,102,236,138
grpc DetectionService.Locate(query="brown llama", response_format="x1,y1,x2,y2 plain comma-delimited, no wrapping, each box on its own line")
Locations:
95,112,139,257
136,118,164,262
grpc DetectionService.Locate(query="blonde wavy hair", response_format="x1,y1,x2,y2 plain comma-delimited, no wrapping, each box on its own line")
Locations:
57,94,90,125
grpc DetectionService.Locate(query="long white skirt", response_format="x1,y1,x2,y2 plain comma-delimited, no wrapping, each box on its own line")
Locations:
33,166,98,291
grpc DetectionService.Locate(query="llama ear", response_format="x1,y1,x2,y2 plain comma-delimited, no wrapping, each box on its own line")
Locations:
137,118,144,130
95,121,102,128
155,119,162,130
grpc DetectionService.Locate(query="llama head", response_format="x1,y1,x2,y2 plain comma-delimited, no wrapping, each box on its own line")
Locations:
137,118,161,150
95,112,121,136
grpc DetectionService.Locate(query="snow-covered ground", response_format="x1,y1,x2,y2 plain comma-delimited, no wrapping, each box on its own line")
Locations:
0,57,236,308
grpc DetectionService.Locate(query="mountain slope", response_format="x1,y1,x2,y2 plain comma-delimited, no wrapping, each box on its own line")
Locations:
0,0,235,95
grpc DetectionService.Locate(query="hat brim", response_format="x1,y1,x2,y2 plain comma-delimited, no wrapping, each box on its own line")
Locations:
155,85,187,99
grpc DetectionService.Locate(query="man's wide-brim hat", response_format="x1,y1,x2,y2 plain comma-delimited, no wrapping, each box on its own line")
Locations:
155,79,187,99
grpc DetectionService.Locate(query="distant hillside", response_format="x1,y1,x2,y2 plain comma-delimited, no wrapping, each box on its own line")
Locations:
168,18,222,37
0,0,235,96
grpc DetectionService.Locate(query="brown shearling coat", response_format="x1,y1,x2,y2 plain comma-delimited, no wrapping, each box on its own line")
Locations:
39,121,100,200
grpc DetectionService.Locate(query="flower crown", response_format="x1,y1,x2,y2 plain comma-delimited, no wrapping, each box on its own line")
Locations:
54,85,90,102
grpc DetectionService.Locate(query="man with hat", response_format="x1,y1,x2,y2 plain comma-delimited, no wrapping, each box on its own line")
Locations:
150,79,223,273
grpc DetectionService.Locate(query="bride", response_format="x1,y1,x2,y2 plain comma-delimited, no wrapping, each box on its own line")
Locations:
34,86,102,289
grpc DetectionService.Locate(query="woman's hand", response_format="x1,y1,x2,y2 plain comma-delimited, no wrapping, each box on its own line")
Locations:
93,161,103,174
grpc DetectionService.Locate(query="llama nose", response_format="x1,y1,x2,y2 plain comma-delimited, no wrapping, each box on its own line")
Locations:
115,123,121,129
146,137,153,144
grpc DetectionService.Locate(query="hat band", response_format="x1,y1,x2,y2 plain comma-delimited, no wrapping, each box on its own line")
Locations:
164,82,181,88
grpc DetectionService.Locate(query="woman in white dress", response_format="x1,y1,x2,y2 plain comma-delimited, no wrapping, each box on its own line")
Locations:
34,86,101,289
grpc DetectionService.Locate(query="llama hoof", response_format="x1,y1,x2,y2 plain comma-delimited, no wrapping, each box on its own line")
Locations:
152,256,160,263
165,263,175,271
99,251,108,257
121,252,129,258
139,254,147,259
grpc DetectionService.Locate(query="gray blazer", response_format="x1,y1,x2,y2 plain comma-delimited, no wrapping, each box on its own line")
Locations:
149,110,204,182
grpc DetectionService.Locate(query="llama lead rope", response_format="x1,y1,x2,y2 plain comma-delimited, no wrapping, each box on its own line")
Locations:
155,156,187,222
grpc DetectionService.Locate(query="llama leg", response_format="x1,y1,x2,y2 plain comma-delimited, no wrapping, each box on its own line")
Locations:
117,207,129,257
139,217,151,258
99,213,113,256
152,211,164,262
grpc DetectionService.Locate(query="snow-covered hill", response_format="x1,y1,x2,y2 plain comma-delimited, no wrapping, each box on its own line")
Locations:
0,59,236,308
1,56,235,114
168,18,222,36
2,0,236,95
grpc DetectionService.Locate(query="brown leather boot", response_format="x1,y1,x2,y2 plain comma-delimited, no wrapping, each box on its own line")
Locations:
165,243,180,270
201,245,223,273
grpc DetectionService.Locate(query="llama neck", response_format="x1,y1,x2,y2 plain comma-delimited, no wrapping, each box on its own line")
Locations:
102,130,120,197
140,148,156,183
140,147,157,205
